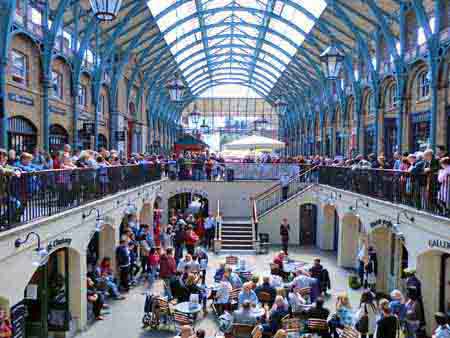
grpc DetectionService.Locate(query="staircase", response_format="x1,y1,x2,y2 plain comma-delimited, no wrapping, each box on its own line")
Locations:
220,218,254,252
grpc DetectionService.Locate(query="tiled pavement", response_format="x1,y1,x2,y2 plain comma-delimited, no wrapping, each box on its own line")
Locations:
76,247,362,338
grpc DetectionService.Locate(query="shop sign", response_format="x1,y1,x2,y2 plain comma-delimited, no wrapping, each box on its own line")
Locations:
49,105,66,116
174,187,208,197
10,301,26,338
428,239,450,250
46,238,72,252
369,219,394,229
8,93,34,106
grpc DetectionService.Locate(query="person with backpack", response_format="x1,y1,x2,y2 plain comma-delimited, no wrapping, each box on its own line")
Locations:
355,290,378,338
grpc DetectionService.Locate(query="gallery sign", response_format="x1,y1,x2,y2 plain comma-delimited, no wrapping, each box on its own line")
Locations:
428,239,450,250
47,238,72,252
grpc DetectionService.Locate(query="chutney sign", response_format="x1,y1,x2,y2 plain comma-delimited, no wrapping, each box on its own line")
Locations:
46,238,72,252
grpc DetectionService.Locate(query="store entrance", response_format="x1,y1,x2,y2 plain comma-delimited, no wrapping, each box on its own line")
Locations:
441,254,450,315
24,248,70,338
299,204,317,246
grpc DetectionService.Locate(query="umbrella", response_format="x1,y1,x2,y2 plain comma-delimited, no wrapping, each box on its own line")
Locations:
223,135,285,150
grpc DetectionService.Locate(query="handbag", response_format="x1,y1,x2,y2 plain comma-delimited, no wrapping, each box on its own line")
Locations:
340,326,359,338
355,304,369,334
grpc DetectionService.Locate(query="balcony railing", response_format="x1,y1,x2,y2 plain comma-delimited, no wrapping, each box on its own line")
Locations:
317,166,450,218
0,164,161,232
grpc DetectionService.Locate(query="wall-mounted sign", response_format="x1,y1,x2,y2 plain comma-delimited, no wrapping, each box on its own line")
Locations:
49,105,66,116
369,219,394,229
8,93,34,106
116,131,126,141
428,239,450,250
46,238,72,252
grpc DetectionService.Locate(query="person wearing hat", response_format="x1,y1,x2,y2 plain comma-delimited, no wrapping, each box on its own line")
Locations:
279,218,290,254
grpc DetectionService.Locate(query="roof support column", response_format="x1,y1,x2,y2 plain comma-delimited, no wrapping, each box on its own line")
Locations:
0,0,15,148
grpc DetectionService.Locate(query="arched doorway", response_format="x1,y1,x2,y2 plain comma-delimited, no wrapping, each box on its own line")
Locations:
333,209,339,252
23,247,80,337
98,134,108,151
8,116,37,153
49,124,69,153
168,193,209,219
339,214,361,268
299,204,317,245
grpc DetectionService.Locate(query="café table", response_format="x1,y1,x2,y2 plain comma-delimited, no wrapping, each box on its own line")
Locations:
174,301,202,319
283,261,309,274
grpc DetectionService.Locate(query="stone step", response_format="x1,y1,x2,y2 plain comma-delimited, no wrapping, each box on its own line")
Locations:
221,239,254,243
221,234,253,239
221,243,255,250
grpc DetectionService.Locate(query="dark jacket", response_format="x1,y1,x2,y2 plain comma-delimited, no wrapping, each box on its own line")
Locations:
376,315,398,338
116,245,130,267
306,306,330,320
255,283,276,303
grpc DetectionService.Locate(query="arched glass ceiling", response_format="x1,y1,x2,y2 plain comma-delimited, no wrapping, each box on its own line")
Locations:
146,0,326,97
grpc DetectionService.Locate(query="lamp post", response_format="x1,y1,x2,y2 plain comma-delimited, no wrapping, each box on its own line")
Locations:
189,105,201,127
320,42,345,81
15,232,49,267
82,207,104,232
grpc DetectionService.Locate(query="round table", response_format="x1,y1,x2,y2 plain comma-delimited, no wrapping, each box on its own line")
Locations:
250,304,266,318
283,261,308,273
174,302,202,315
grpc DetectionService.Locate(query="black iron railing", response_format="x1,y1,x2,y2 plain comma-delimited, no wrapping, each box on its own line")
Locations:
0,164,161,231
317,166,450,218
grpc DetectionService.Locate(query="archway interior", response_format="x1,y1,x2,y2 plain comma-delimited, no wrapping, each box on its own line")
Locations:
168,193,209,219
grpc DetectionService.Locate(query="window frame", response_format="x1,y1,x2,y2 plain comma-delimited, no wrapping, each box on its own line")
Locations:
51,70,64,100
10,50,28,85
78,84,88,107
417,70,430,100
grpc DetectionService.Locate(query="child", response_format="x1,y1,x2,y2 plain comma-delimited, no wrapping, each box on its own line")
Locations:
0,307,12,338
147,247,160,289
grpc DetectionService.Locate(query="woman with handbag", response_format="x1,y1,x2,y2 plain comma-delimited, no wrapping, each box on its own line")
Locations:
356,291,378,338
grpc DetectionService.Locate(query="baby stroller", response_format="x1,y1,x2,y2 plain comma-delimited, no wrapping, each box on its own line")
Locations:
142,293,158,329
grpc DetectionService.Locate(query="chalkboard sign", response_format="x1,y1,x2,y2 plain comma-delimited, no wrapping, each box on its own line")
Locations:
10,301,26,338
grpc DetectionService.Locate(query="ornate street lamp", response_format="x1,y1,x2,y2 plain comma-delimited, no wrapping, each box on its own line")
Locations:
82,207,104,232
320,43,345,80
89,0,122,21
189,105,201,126
166,74,186,102
200,119,210,134
274,98,288,116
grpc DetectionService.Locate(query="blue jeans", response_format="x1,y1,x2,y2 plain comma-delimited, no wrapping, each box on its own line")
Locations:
105,278,120,298
147,266,157,288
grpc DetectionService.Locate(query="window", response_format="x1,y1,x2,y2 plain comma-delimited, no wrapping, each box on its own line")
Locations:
51,71,63,99
418,18,436,45
78,85,87,107
11,50,27,84
98,95,105,116
417,71,430,99
386,83,397,108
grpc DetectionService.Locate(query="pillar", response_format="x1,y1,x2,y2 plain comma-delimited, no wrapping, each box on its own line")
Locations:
69,250,86,331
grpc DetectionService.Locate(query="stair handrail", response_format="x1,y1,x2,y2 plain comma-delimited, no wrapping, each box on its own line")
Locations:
216,199,222,241
251,166,318,218
252,165,315,201
251,198,257,244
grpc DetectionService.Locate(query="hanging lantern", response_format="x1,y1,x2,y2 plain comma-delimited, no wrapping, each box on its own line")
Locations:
166,74,186,102
275,98,288,116
189,105,201,125
254,117,269,131
89,0,122,21
200,119,210,134
320,43,345,80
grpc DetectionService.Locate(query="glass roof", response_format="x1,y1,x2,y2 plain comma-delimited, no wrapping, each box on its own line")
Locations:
147,0,326,97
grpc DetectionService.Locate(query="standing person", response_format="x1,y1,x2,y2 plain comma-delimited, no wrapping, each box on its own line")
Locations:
0,307,12,338
146,247,160,289
356,290,378,338
280,172,290,200
279,218,290,254
185,225,199,256
159,248,176,299
174,219,186,263
405,286,424,338
376,299,399,338
204,213,216,250
116,239,131,292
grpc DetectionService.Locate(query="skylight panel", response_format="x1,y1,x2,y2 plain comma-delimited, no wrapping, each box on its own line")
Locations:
268,19,303,46
203,0,226,10
146,0,175,18
261,43,290,65
205,11,231,25
256,60,281,77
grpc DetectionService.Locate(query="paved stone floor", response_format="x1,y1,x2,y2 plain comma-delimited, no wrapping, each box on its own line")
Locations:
77,247,361,338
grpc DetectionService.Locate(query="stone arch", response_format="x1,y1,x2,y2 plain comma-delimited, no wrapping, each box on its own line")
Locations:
416,249,450,336
320,203,339,251
338,213,362,268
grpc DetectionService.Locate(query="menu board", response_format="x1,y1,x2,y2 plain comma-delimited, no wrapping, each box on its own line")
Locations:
10,301,26,338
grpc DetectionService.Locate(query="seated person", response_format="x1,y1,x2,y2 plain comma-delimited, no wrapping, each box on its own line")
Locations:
289,269,316,296
214,263,226,282
177,254,195,272
87,277,105,320
170,271,188,301
193,329,206,338
255,276,276,305
224,267,243,289
179,325,194,338
272,251,285,270
232,300,258,326
98,257,125,300
239,282,259,306
180,273,202,303
262,296,289,334
270,274,283,288
288,287,307,313
214,280,232,315
306,297,330,338
189,255,201,273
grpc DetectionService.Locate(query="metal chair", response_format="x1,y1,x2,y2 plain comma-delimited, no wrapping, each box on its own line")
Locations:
231,323,255,338
225,255,238,265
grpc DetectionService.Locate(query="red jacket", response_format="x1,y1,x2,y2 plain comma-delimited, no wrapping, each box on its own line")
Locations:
185,230,199,246
159,254,176,278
